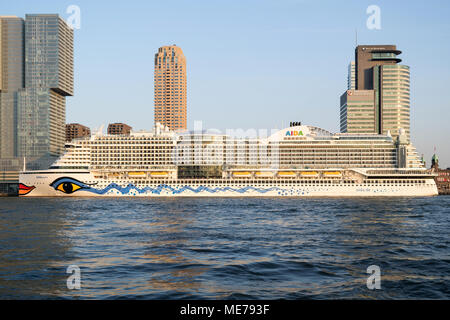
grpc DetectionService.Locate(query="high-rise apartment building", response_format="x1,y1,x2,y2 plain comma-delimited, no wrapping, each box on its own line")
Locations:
66,123,91,142
154,45,187,131
0,14,73,194
108,123,132,135
340,45,410,141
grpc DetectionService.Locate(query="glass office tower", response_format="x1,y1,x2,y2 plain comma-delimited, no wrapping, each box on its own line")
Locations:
17,14,73,168
24,14,73,94
379,64,411,141
0,17,24,194
0,16,24,159
340,89,376,134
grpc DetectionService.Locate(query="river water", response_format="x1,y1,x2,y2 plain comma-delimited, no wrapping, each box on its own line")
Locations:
0,196,449,299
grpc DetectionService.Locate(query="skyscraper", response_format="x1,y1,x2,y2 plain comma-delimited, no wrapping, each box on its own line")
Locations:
0,16,24,195
340,45,410,141
0,14,73,194
154,45,187,131
0,16,24,159
355,45,401,90
17,14,74,161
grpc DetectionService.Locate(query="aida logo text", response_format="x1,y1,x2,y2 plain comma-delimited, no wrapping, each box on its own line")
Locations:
285,130,303,136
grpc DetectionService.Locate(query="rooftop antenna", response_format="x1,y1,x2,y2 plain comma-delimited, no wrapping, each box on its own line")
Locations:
355,28,358,46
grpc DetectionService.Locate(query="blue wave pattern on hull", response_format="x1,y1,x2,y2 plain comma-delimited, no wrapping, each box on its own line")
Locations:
50,177,309,196
88,184,285,195
48,177,400,196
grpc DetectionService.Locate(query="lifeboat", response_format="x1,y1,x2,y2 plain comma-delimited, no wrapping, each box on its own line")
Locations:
150,171,168,177
323,171,342,177
278,171,296,177
128,172,146,177
232,171,251,177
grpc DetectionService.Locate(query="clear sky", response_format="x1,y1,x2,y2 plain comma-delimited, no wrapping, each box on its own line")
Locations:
2,0,450,167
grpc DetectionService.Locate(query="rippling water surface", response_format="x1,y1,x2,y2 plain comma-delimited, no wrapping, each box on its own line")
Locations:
0,197,449,299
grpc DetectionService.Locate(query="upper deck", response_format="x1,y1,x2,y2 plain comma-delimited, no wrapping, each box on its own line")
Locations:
49,124,425,174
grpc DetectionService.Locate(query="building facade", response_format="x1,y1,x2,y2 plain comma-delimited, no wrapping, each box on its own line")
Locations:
107,123,132,135
355,45,401,90
66,123,91,142
378,64,410,140
0,16,25,194
431,154,450,195
347,61,355,90
154,45,187,131
340,45,410,142
0,16,24,159
340,89,376,134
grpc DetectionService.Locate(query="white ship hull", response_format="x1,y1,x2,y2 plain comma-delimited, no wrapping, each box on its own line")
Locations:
19,171,438,197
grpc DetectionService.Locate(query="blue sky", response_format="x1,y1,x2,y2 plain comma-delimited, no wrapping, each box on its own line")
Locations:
2,0,450,167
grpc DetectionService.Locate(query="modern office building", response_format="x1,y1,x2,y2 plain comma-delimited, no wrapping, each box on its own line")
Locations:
340,89,376,134
66,123,91,142
377,63,410,140
17,14,74,161
355,45,402,90
154,45,187,131
0,16,25,195
107,123,132,135
0,16,24,159
340,45,410,141
0,14,73,194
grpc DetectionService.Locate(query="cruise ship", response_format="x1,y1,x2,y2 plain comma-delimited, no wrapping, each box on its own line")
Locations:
19,123,438,197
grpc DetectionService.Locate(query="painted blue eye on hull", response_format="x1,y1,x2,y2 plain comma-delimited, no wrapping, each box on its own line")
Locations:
50,177,96,194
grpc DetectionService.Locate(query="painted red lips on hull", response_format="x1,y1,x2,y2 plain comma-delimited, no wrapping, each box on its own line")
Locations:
19,183,35,196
